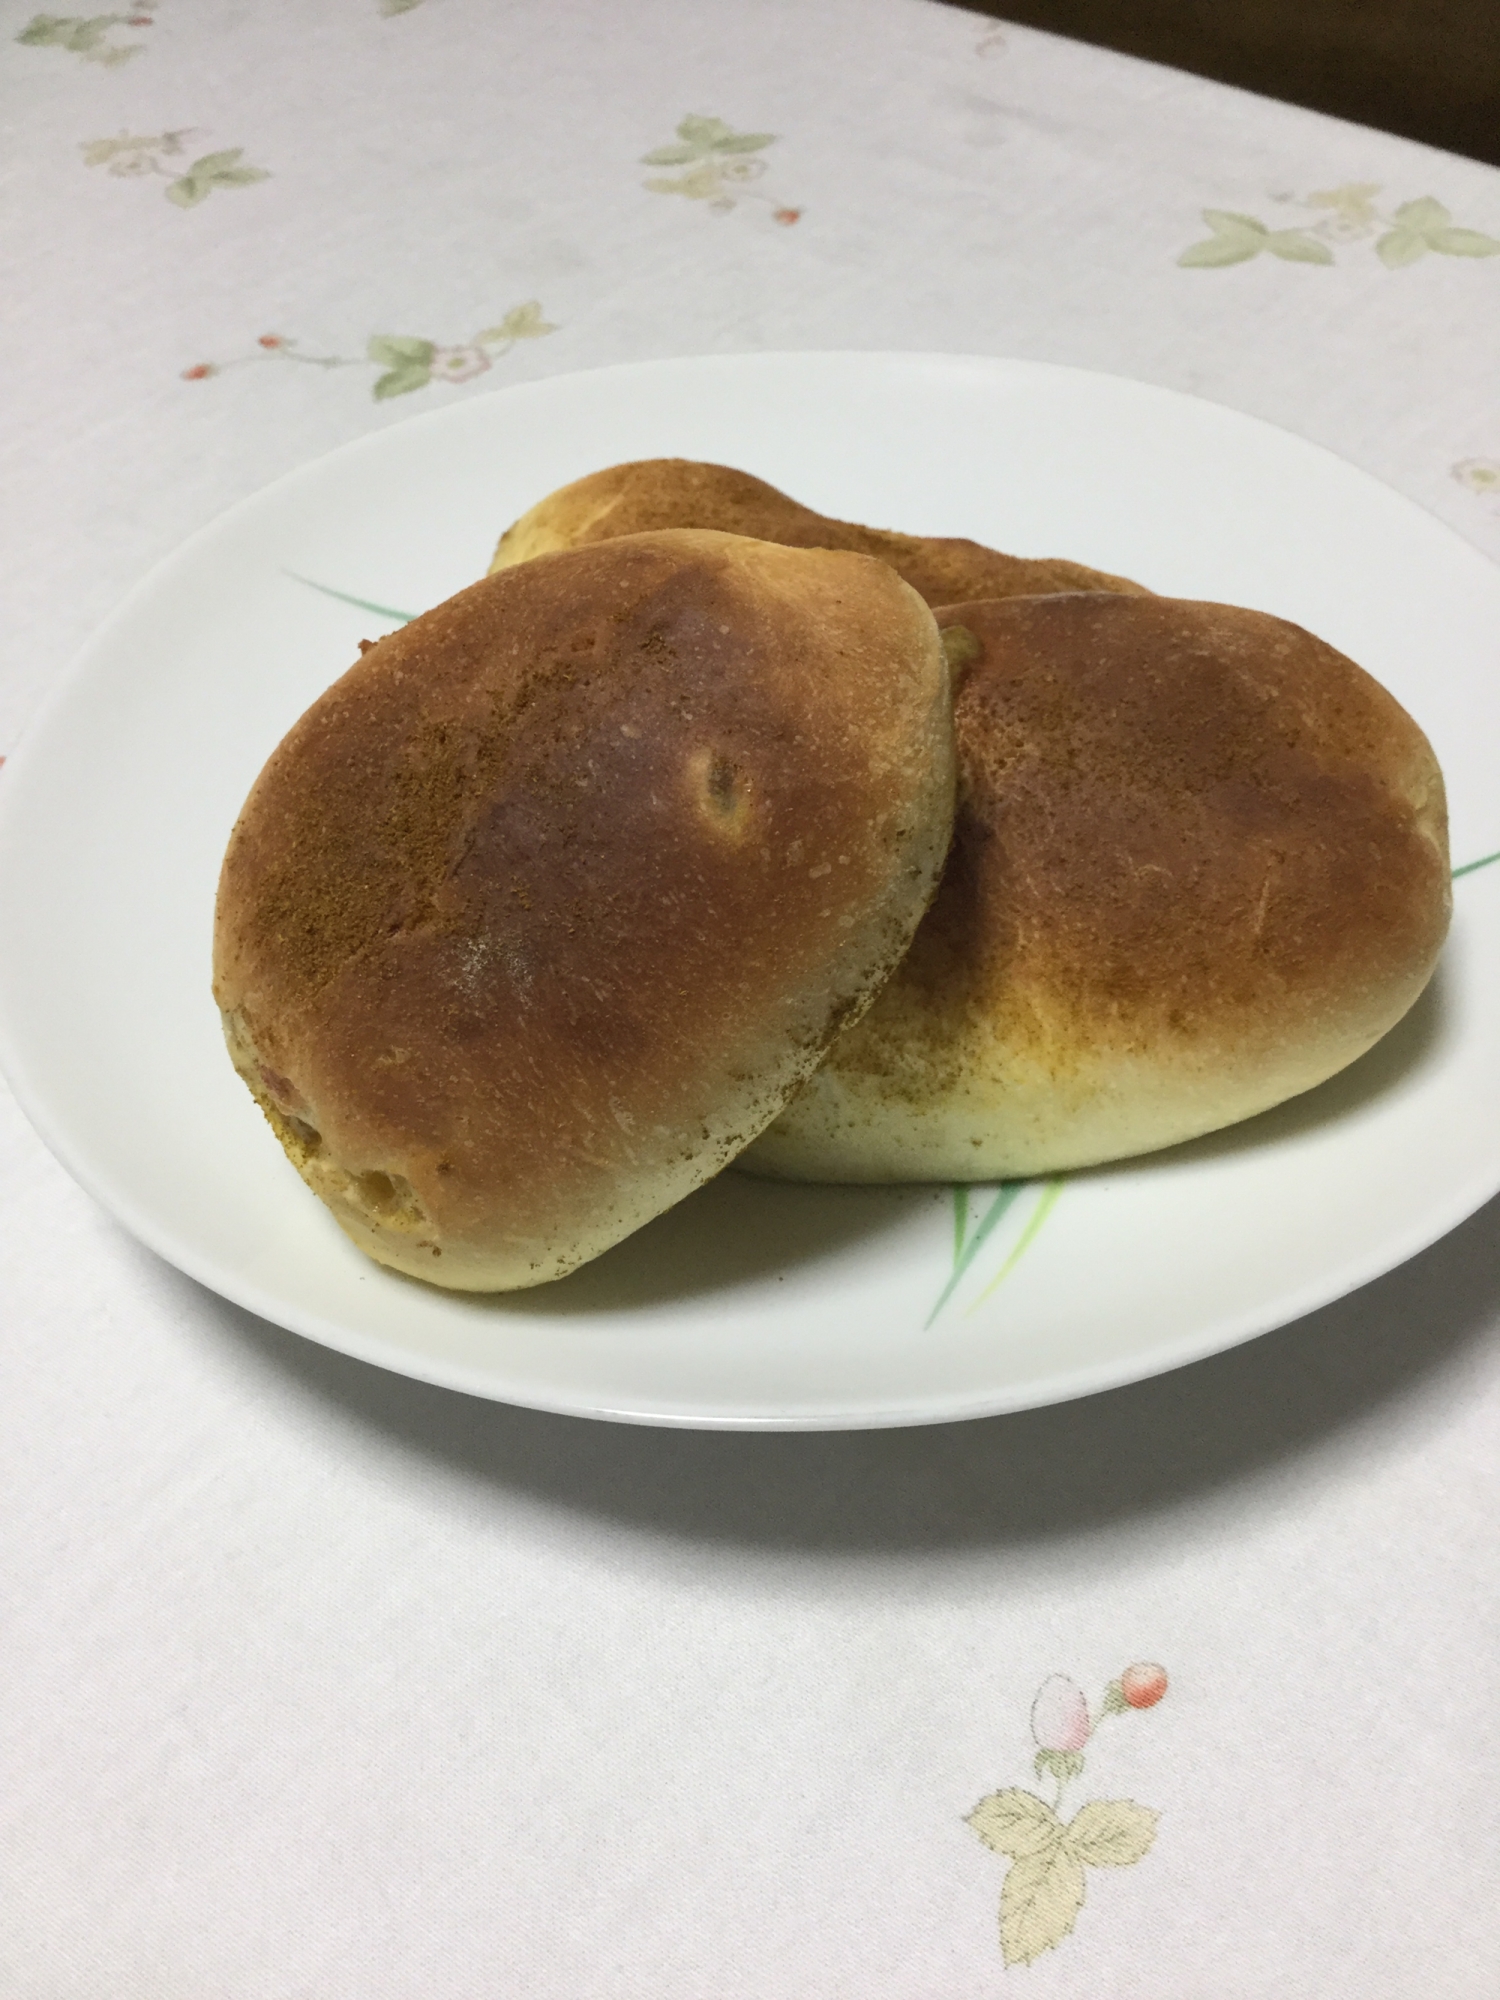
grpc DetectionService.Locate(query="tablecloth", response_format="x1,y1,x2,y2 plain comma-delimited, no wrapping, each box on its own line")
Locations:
4,2,1500,1993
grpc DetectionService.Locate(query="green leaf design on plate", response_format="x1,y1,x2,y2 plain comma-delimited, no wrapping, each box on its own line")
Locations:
285,574,416,623
1454,848,1500,879
926,1182,1024,1327
967,1177,1065,1314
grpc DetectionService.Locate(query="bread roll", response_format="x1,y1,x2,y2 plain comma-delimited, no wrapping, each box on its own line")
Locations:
489,458,1149,607
214,530,954,1287
741,593,1450,1182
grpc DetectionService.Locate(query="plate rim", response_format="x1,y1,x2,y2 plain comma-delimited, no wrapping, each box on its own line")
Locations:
2,348,1498,1430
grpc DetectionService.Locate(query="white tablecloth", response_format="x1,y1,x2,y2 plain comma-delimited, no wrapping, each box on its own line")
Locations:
4,3,1499,1992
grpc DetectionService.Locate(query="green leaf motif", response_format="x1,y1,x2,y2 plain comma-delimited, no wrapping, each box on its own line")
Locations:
1178,210,1267,267
188,148,252,178
1178,235,1260,267
1100,1678,1128,1716
1430,225,1500,257
18,13,118,51
367,334,436,368
380,0,426,13
1393,195,1450,230
167,150,271,206
927,1181,1024,1326
967,1788,1061,1860
1374,197,1500,265
645,115,777,168
1035,1747,1086,1785
677,113,735,147
1066,1798,1159,1868
645,164,724,201
481,300,555,342
1266,229,1334,263
1202,209,1268,236
372,363,433,400
1000,1839,1087,1966
1376,228,1428,268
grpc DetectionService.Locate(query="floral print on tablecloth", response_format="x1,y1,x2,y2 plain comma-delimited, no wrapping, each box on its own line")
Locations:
968,1664,1167,1967
15,10,159,67
181,302,556,398
82,131,270,206
642,115,801,224
1179,184,1500,267
1453,458,1500,513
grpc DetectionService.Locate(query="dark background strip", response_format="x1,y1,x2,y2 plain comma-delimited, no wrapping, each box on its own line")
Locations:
947,0,1500,166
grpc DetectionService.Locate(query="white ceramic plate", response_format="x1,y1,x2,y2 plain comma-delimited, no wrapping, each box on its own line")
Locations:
2,352,1498,1429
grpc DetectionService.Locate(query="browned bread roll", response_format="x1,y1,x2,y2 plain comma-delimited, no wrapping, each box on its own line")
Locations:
488,458,1149,606
741,593,1451,1182
214,529,955,1287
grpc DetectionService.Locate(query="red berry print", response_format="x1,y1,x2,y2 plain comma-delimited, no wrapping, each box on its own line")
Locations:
774,206,802,226
257,334,285,349
181,363,214,380
1120,1662,1168,1709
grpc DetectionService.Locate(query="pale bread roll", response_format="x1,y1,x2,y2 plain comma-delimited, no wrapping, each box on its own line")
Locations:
214,530,954,1286
741,593,1450,1182
489,458,1150,606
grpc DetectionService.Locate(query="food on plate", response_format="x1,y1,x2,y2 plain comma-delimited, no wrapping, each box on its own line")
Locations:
213,529,955,1288
488,457,1150,607
740,592,1451,1183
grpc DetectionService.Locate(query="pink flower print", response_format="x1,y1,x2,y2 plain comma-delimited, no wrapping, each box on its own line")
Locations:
1031,1673,1090,1752
774,206,802,225
429,344,491,385
1120,1662,1168,1709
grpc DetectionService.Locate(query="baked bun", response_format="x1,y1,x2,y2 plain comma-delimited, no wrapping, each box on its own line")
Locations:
214,530,954,1287
741,593,1450,1182
489,458,1149,607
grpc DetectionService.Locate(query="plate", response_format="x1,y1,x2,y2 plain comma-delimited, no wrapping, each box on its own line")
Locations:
1,351,1498,1429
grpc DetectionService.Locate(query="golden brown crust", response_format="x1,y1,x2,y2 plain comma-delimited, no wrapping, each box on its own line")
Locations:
489,459,1150,606
742,593,1451,1181
214,529,954,1283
